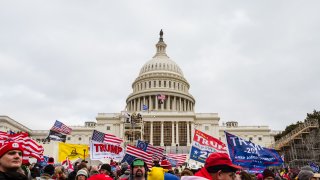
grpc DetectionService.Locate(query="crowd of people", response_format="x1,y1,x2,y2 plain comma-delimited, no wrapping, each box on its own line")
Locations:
0,140,319,180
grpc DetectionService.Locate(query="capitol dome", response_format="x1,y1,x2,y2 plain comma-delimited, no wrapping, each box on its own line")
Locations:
126,30,195,112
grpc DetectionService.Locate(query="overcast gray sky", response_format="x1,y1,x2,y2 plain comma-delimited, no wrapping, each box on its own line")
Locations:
0,1,319,131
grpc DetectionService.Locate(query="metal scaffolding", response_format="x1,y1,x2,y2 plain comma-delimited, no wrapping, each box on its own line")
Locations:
272,119,320,168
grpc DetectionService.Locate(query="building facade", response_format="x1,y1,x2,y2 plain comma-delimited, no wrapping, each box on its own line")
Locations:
0,31,275,156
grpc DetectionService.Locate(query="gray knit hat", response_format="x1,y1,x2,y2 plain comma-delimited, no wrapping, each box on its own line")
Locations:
298,170,314,180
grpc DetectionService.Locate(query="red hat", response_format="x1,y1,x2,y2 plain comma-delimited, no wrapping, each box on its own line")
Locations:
160,159,172,170
0,141,23,158
205,153,241,171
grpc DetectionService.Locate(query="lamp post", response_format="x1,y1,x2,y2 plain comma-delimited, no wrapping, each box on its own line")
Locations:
83,149,86,160
176,144,178,154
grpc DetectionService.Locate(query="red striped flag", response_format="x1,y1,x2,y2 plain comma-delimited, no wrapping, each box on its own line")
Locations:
0,131,44,161
166,154,187,166
146,145,164,160
126,145,153,168
92,130,123,145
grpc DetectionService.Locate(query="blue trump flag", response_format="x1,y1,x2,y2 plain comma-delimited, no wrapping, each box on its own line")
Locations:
225,131,283,169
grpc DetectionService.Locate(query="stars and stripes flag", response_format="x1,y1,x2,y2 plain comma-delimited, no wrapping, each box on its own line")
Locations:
136,140,164,160
166,154,187,167
0,131,44,161
91,130,123,145
157,94,166,104
51,120,72,135
125,145,153,168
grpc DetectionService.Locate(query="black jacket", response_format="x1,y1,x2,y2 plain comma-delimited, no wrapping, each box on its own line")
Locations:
0,171,28,180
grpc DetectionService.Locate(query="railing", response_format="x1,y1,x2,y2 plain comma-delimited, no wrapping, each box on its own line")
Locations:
272,119,318,150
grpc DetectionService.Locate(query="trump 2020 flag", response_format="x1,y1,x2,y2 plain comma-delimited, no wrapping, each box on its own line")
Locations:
190,129,227,163
225,131,283,168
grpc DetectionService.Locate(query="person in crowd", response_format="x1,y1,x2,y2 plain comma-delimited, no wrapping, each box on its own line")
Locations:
180,168,193,177
239,171,252,180
68,162,80,180
76,169,88,180
130,159,148,180
173,168,180,178
0,141,28,180
256,173,263,180
262,169,275,180
43,157,55,177
30,163,41,178
88,163,113,180
194,153,241,180
297,169,314,180
52,166,67,180
152,158,161,167
89,166,99,177
119,169,130,180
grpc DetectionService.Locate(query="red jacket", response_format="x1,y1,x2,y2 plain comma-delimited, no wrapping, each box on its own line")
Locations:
87,174,113,180
195,167,213,180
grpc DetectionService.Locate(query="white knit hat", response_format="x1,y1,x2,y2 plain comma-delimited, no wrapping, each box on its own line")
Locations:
76,169,88,177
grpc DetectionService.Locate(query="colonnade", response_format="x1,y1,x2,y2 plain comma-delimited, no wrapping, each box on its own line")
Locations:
146,121,194,147
127,95,194,112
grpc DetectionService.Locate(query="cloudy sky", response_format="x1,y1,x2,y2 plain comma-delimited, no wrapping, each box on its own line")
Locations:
0,1,319,131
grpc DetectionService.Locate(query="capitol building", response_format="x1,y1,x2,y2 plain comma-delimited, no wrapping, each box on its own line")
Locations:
0,31,276,156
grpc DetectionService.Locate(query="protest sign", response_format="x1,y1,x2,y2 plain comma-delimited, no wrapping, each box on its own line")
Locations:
190,129,227,163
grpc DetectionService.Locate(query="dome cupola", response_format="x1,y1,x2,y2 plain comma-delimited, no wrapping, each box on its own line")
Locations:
126,30,195,113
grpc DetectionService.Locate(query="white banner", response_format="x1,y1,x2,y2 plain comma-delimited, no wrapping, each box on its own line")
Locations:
90,141,124,161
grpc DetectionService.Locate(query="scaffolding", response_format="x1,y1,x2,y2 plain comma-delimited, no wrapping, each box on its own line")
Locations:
272,119,320,168
124,112,144,146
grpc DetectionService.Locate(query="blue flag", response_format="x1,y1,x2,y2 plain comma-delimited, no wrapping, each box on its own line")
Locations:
142,104,149,111
225,131,283,169
310,162,319,173
167,158,178,167
137,140,148,151
121,154,136,165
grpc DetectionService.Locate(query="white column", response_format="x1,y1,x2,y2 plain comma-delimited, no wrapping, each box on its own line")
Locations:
155,96,158,110
184,99,186,111
150,121,153,145
149,96,152,111
171,122,175,146
191,122,195,140
120,123,124,139
137,98,140,111
176,122,179,145
167,95,170,111
160,121,164,146
179,98,182,111
187,121,190,146
173,96,176,111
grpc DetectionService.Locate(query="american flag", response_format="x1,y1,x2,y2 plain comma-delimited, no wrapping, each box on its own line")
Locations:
51,120,72,135
126,145,153,168
0,131,44,161
157,94,166,104
166,154,187,167
91,130,123,145
137,140,164,160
